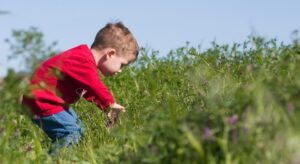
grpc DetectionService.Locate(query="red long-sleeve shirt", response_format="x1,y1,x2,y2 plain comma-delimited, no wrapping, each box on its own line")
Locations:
22,44,115,116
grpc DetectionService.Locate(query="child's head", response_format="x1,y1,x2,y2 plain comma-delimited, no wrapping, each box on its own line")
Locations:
91,22,139,76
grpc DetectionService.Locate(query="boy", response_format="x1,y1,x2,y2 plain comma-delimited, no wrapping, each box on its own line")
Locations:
22,22,139,155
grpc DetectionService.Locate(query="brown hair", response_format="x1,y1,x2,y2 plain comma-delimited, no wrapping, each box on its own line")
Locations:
91,22,139,58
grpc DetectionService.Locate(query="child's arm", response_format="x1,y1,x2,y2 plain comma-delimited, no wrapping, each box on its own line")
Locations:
62,57,115,110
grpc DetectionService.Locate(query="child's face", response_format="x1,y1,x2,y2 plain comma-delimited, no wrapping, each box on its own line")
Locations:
99,53,136,76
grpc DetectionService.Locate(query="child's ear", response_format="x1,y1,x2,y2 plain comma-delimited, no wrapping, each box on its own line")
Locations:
107,48,117,58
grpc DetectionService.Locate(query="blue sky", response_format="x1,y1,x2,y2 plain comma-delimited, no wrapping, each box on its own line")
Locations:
1,0,300,77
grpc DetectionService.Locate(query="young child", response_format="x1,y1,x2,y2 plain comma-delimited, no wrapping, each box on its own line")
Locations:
22,22,139,155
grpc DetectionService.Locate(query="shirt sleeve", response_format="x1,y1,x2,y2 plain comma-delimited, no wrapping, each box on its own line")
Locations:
61,55,115,110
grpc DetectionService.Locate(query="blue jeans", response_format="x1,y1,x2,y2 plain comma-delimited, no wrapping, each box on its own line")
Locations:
32,109,85,155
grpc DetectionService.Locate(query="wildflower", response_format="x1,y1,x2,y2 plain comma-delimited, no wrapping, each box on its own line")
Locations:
227,115,238,126
203,127,215,140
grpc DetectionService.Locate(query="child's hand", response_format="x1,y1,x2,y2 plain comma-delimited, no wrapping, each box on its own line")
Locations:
111,103,126,112
108,103,126,120
106,103,126,129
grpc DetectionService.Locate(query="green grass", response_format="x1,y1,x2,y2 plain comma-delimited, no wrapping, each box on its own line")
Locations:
1,37,300,163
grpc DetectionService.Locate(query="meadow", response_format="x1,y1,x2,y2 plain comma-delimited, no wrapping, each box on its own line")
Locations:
0,29,300,163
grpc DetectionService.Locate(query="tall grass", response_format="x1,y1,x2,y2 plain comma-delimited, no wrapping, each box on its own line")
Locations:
0,36,300,163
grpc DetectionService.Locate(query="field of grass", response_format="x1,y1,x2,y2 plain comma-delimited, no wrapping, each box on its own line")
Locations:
0,37,300,163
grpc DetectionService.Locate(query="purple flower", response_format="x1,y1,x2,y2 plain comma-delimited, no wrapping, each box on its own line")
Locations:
227,115,238,126
203,127,214,140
